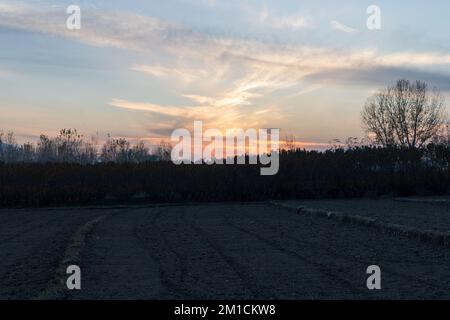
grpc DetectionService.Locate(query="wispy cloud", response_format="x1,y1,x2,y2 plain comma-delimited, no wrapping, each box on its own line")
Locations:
131,64,208,83
3,2,450,74
330,20,358,33
4,0,450,140
109,97,283,132
0,2,28,13
0,2,187,52
259,6,312,30
375,52,450,67
110,99,190,117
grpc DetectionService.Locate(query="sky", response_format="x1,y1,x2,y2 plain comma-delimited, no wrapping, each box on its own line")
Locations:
1,0,450,149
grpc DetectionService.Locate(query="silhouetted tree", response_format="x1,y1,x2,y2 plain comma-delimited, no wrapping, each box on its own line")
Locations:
362,79,447,148
283,134,296,152
154,140,172,161
130,141,150,163
101,136,131,163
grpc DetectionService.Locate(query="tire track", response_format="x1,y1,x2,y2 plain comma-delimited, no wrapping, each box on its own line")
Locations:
185,207,260,299
136,206,262,299
252,206,444,292
73,208,162,299
134,207,193,299
222,205,365,297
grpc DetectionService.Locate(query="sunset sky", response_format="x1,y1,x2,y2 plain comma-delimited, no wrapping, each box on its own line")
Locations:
1,0,450,149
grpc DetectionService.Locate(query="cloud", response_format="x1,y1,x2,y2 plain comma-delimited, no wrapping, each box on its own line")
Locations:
109,99,188,116
305,66,450,91
3,2,450,76
375,52,450,67
0,2,28,13
289,84,323,98
0,2,189,52
330,20,358,33
257,5,312,31
4,0,450,138
109,97,283,133
131,64,208,83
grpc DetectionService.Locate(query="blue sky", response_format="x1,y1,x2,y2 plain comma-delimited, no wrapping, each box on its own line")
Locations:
1,0,450,148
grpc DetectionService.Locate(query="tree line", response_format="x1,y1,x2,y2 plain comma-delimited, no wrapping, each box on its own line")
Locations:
0,129,172,164
0,145,449,207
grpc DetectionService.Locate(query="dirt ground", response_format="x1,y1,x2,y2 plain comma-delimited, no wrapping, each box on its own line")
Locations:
1,202,450,299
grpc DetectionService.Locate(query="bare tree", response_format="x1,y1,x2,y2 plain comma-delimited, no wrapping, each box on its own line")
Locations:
130,141,150,163
362,79,447,148
0,131,20,163
283,134,297,152
100,135,131,163
154,140,172,161
55,129,84,162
